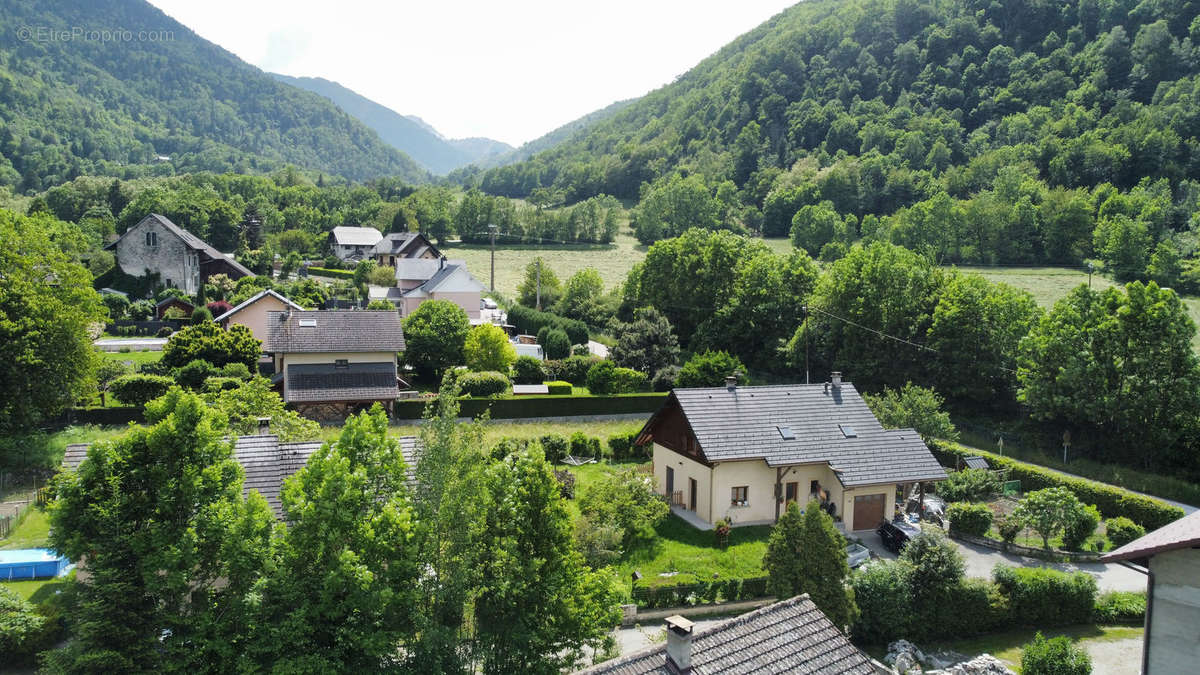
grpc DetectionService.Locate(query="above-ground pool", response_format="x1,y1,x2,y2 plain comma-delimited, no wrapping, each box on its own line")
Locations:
0,548,70,580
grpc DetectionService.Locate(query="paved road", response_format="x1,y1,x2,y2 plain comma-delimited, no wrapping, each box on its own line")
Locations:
855,530,1147,592
94,338,168,352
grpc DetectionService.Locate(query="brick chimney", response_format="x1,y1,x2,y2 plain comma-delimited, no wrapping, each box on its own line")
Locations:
665,615,695,673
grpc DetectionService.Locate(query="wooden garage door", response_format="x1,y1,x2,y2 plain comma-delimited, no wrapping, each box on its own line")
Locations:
852,493,886,530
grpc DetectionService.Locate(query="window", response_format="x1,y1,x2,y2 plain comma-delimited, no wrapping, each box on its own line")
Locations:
334,359,349,369
777,425,795,440
731,486,749,507
145,231,158,247
839,424,857,438
298,318,317,327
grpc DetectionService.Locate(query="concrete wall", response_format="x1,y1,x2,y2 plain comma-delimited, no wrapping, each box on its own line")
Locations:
653,443,713,523
223,294,292,344
1148,549,1200,674
116,219,201,294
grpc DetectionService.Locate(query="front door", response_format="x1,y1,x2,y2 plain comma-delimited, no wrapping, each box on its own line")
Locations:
665,467,675,496
689,478,697,511
785,481,799,505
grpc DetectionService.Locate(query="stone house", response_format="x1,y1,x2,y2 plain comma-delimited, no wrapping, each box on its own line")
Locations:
106,214,253,296
636,374,946,531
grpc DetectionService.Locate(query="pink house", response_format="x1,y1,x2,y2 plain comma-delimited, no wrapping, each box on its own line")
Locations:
370,258,485,321
215,289,305,343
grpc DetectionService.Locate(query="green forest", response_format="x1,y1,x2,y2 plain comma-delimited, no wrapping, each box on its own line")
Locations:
464,0,1200,283
0,0,428,192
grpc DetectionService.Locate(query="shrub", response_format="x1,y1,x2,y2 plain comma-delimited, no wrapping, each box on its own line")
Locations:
219,362,252,380
613,367,648,393
850,560,913,644
542,328,571,360
607,431,633,460
995,514,1022,544
366,299,395,310
1092,591,1146,624
571,344,590,356
714,518,731,548
202,376,243,392
947,502,993,537
102,293,130,320
546,355,600,385
993,565,1097,627
512,355,547,384
155,326,173,338
306,266,355,280
1061,503,1101,551
162,321,262,370
128,299,156,321
579,468,669,545
464,323,517,372
1013,487,1087,550
175,359,218,390
1020,633,1091,675
937,468,1001,502
109,374,175,406
587,360,647,394
575,516,622,569
651,365,680,392
457,370,510,397
676,350,748,388
1105,517,1145,549
507,303,589,344
554,469,576,500
545,381,572,395
569,431,602,459
539,434,568,463
0,586,53,661
190,307,213,324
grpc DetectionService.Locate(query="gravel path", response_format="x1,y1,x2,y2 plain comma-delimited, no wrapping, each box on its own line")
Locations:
1085,637,1143,675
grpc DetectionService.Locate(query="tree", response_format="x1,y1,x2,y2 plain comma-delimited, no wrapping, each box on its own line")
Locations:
516,257,562,310
763,501,858,631
864,383,959,441
1021,632,1091,675
367,299,395,310
368,263,396,287
675,350,748,388
1013,487,1085,549
630,174,725,244
248,405,420,671
162,321,262,370
790,201,841,255
474,445,621,673
401,300,470,380
899,530,964,636
102,293,130,320
579,467,669,545
205,376,319,442
353,259,375,288
0,210,106,433
556,268,607,325
47,389,277,671
464,323,517,373
190,306,213,324
95,358,132,406
513,355,547,384
542,328,571,360
609,307,680,377
108,374,175,406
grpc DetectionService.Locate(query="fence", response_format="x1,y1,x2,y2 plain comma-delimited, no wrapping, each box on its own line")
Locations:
0,487,49,540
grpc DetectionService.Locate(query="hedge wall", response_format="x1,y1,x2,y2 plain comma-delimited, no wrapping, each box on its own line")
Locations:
632,576,771,609
391,393,667,420
930,441,1183,530
306,267,355,280
50,407,145,427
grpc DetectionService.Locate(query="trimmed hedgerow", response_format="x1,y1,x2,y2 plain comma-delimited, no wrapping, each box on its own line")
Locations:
947,502,993,537
544,381,573,395
457,371,511,397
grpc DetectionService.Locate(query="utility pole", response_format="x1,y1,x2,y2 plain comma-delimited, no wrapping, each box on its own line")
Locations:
488,223,498,292
535,258,542,311
802,304,810,385
1087,262,1094,288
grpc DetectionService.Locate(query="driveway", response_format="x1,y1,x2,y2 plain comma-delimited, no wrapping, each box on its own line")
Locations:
854,530,1147,592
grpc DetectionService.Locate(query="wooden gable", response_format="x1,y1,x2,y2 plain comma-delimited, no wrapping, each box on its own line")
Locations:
636,394,709,465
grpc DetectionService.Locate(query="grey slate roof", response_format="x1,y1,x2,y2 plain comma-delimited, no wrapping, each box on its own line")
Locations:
653,383,946,488
963,456,990,470
576,595,877,675
215,289,304,322
108,214,255,277
285,362,400,403
1101,508,1198,562
264,310,406,353
63,435,420,520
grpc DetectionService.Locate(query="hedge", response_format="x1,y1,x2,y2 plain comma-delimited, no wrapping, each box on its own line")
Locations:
993,565,1097,627
607,430,650,461
109,374,175,406
546,355,602,385
306,267,355,280
947,502,993,537
391,393,667,420
632,576,771,609
458,371,511,397
545,381,572,395
930,441,1183,530
1105,517,1146,549
1092,591,1147,624
507,304,589,345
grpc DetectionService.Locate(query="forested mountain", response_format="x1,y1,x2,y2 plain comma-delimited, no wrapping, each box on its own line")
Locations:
0,0,429,193
271,74,512,174
468,0,1200,280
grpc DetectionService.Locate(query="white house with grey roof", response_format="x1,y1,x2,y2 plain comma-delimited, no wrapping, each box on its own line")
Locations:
263,310,408,420
328,226,384,261
637,374,947,531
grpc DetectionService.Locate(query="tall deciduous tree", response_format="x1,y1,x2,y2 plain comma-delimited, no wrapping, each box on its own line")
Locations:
763,501,858,631
161,321,262,370
555,268,606,325
864,383,959,441
516,257,562,309
402,299,471,379
609,307,679,377
0,210,106,433
464,323,518,373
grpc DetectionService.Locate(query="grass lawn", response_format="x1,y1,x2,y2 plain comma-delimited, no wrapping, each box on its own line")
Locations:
616,515,772,583
98,348,163,367
0,506,51,550
916,624,1142,671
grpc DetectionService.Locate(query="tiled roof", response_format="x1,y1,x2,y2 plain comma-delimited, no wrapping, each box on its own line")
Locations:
1101,509,1199,562
109,214,255,277
215,289,304,322
64,435,420,520
577,595,877,674
331,226,383,247
285,362,400,403
652,384,946,487
264,310,406,353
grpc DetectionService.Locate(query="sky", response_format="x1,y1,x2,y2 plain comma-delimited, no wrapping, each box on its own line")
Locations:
146,0,798,147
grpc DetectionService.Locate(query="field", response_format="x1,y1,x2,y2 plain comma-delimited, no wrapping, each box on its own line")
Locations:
98,348,164,367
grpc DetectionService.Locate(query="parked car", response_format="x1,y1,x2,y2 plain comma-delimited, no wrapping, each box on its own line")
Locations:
877,518,922,554
846,541,871,568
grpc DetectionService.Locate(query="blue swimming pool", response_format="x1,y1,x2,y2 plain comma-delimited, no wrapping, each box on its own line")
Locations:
0,548,70,580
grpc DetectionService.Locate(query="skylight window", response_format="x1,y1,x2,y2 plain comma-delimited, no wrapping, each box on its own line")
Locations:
298,319,317,327
777,426,795,440
839,424,857,438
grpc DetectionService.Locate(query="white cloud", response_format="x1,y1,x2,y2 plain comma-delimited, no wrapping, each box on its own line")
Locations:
148,0,797,146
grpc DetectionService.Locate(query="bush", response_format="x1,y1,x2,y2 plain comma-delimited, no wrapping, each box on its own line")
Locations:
606,431,645,461
676,350,748,388
220,362,252,380
575,516,622,569
0,586,54,662
545,381,572,395
546,354,601,385
162,322,262,370
1020,633,1091,675
993,565,1097,627
129,299,155,321
937,468,1001,502
175,359,218,390
1105,517,1145,549
155,326,173,338
457,371,510,397
540,434,568,463
512,355,547,384
109,374,175,406
613,367,649,393
850,561,913,644
995,514,1022,544
507,303,589,344
554,469,576,500
202,376,243,392
651,365,680,392
580,467,669,545
587,360,647,394
1092,590,1146,624
190,307,213,324
569,431,602,458
947,502,993,537
307,266,355,280
542,328,571,360
631,575,772,609
1062,503,1101,551
929,441,1184,530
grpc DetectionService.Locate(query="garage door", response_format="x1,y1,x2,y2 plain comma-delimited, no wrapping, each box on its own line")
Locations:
852,493,886,530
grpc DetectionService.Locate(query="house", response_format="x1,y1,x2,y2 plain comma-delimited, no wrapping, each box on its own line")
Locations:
636,374,947,531
263,310,408,420
107,213,253,295
64,430,419,520
576,594,881,674
1100,509,1200,673
215,289,305,343
372,232,441,267
155,296,195,320
328,226,384,262
384,258,485,321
